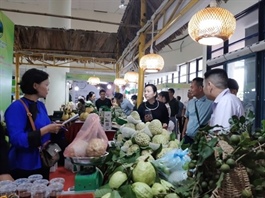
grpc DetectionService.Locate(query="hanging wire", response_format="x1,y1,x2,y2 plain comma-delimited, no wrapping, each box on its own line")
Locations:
150,18,155,54
210,0,218,7
93,58,95,76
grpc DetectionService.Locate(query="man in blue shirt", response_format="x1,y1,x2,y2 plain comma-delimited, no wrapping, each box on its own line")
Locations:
114,92,134,116
182,77,213,144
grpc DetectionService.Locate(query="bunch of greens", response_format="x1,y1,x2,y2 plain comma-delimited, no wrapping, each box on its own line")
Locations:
181,111,265,198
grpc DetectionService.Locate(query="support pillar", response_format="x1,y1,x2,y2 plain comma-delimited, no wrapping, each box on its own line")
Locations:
137,0,147,107
115,63,120,93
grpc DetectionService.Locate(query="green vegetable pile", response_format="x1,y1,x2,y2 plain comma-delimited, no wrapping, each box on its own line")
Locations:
95,111,182,198
97,110,265,198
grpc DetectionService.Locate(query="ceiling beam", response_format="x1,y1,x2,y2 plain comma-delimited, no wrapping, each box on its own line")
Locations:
14,52,116,64
0,8,140,28
17,61,115,72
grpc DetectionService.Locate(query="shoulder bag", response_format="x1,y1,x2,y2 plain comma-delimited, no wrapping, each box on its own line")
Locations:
19,99,61,168
194,100,206,129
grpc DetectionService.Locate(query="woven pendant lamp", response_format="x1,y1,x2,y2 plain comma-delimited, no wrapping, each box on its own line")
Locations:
114,78,126,86
188,0,236,46
124,71,139,83
87,76,100,85
140,19,164,72
87,58,100,85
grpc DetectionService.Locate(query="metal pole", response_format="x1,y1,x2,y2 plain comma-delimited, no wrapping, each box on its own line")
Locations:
137,0,147,107
15,54,20,99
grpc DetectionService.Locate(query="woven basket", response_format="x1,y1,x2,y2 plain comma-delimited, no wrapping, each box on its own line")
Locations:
210,140,252,198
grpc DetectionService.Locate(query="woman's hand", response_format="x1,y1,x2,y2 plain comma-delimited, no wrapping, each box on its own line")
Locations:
41,123,64,135
144,114,152,122
49,123,64,134
162,123,168,129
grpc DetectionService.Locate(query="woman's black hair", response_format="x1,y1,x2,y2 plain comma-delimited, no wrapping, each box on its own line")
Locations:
145,84,158,97
114,92,123,100
227,78,239,90
78,98,85,104
158,91,170,103
20,68,49,94
86,91,95,100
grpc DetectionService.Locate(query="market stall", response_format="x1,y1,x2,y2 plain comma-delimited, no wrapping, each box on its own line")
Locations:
1,111,265,198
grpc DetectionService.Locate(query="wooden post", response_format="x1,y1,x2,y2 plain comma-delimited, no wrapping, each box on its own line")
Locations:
115,63,120,93
137,0,147,107
15,54,20,99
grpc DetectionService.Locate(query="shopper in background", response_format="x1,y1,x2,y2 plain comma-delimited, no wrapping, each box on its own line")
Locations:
183,89,193,109
182,89,193,137
131,94,138,111
5,68,63,180
95,89,112,110
114,92,134,116
0,123,13,181
86,91,96,104
158,91,171,116
176,96,185,135
76,96,86,114
138,84,169,127
157,91,175,131
203,69,244,130
182,78,213,144
168,88,179,135
227,78,254,114
227,78,239,95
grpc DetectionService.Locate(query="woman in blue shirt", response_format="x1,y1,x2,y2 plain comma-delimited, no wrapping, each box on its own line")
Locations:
5,68,63,180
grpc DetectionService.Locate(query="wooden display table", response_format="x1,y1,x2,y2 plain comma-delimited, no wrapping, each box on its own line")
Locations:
64,120,116,143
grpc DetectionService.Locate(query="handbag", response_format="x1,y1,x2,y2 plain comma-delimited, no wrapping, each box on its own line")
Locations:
40,140,61,167
19,99,61,168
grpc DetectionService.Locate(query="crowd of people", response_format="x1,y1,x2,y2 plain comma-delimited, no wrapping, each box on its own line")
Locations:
0,68,248,181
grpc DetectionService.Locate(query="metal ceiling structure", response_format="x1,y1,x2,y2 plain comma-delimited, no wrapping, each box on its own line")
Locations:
1,0,229,99
2,0,213,73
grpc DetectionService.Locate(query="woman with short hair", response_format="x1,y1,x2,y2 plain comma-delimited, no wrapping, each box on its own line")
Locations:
5,68,63,180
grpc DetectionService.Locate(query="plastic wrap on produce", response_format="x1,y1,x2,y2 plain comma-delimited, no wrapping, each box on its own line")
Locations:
152,148,191,185
63,113,108,158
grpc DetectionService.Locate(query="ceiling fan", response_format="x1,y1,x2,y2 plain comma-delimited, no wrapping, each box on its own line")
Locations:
118,0,127,10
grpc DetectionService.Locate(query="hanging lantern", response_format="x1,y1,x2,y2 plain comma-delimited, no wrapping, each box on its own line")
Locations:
87,76,100,85
139,17,165,73
87,58,100,85
140,16,165,73
188,2,236,46
114,78,126,86
140,53,164,73
124,71,139,83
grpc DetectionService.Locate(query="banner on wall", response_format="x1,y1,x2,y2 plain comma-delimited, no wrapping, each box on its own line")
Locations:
0,11,14,120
